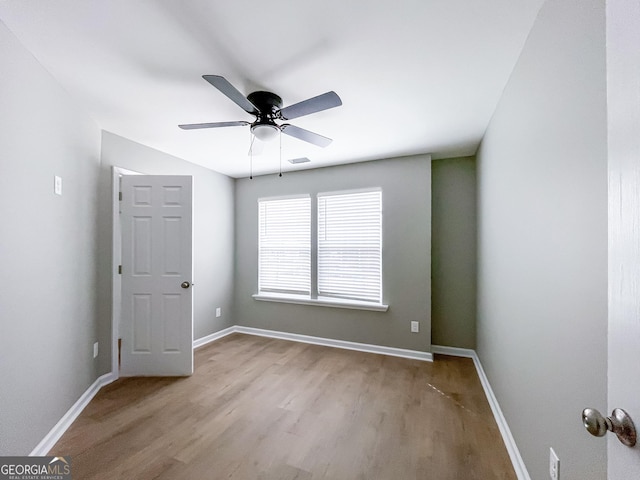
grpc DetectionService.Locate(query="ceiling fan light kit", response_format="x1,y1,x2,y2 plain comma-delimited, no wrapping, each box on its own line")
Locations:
179,75,342,149
251,123,280,141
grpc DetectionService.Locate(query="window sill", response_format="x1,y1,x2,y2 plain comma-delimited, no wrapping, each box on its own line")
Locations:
252,293,389,312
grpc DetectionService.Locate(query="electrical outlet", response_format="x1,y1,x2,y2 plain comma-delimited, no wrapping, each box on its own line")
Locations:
549,447,560,480
93,342,99,359
411,321,419,333
216,307,221,318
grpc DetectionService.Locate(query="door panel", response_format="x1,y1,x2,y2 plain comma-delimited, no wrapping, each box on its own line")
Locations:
133,217,152,274
132,294,152,352
120,175,193,376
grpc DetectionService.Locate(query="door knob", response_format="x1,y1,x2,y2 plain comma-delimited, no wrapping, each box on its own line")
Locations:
181,281,191,289
582,408,637,447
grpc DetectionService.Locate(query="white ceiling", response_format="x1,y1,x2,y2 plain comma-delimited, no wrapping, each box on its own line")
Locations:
0,0,545,178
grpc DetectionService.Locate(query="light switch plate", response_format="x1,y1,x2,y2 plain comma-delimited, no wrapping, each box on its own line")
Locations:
411,321,419,333
216,307,221,318
549,447,560,480
54,176,62,195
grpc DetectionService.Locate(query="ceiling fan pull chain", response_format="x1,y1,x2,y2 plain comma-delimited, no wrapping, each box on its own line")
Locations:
249,132,254,180
279,129,283,178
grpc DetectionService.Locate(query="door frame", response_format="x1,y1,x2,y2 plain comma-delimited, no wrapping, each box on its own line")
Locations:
110,166,143,378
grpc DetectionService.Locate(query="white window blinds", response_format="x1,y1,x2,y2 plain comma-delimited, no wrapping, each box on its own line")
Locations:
258,196,311,295
317,190,382,303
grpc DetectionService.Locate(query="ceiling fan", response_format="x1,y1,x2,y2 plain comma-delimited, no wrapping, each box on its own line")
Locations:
179,75,342,148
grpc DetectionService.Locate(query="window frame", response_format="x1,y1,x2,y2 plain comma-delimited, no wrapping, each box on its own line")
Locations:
254,188,388,312
317,188,383,304
257,194,311,296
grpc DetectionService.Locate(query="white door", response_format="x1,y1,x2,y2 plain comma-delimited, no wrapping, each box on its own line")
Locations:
607,0,640,477
120,175,193,376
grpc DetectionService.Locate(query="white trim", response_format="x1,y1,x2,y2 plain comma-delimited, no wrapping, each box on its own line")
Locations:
111,166,143,380
193,326,236,349
252,293,389,312
257,193,310,202
235,326,432,362
432,345,531,480
471,353,531,480
317,186,382,197
30,373,116,456
431,344,476,358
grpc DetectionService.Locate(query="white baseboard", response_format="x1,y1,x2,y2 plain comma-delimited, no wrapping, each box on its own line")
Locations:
432,344,531,480
30,372,116,456
234,326,433,362
193,326,236,349
431,344,476,358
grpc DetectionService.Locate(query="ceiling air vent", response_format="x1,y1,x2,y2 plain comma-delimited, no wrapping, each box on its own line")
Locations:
288,157,310,164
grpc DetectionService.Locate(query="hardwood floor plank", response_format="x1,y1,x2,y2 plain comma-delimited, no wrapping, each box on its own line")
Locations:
50,333,516,479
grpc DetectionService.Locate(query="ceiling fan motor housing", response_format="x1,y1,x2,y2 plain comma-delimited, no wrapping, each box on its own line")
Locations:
248,91,282,117
248,91,283,139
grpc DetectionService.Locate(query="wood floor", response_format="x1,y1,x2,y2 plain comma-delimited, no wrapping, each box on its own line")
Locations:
51,334,516,479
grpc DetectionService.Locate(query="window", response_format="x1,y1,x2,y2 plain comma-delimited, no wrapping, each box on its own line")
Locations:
318,190,382,303
257,189,384,309
258,196,311,295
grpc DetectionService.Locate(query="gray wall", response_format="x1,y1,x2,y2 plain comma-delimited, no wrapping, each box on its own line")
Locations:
476,1,607,479
97,131,235,374
0,21,102,455
234,155,431,352
431,157,476,349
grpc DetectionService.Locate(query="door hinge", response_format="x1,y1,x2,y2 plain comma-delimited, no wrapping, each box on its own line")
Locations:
119,191,122,201
118,265,122,275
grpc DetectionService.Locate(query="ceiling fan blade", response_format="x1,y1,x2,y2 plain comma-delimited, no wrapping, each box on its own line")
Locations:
281,124,332,147
279,91,342,120
178,121,249,130
202,75,259,115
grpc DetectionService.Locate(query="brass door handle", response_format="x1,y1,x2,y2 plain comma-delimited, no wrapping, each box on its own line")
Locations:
582,408,637,447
